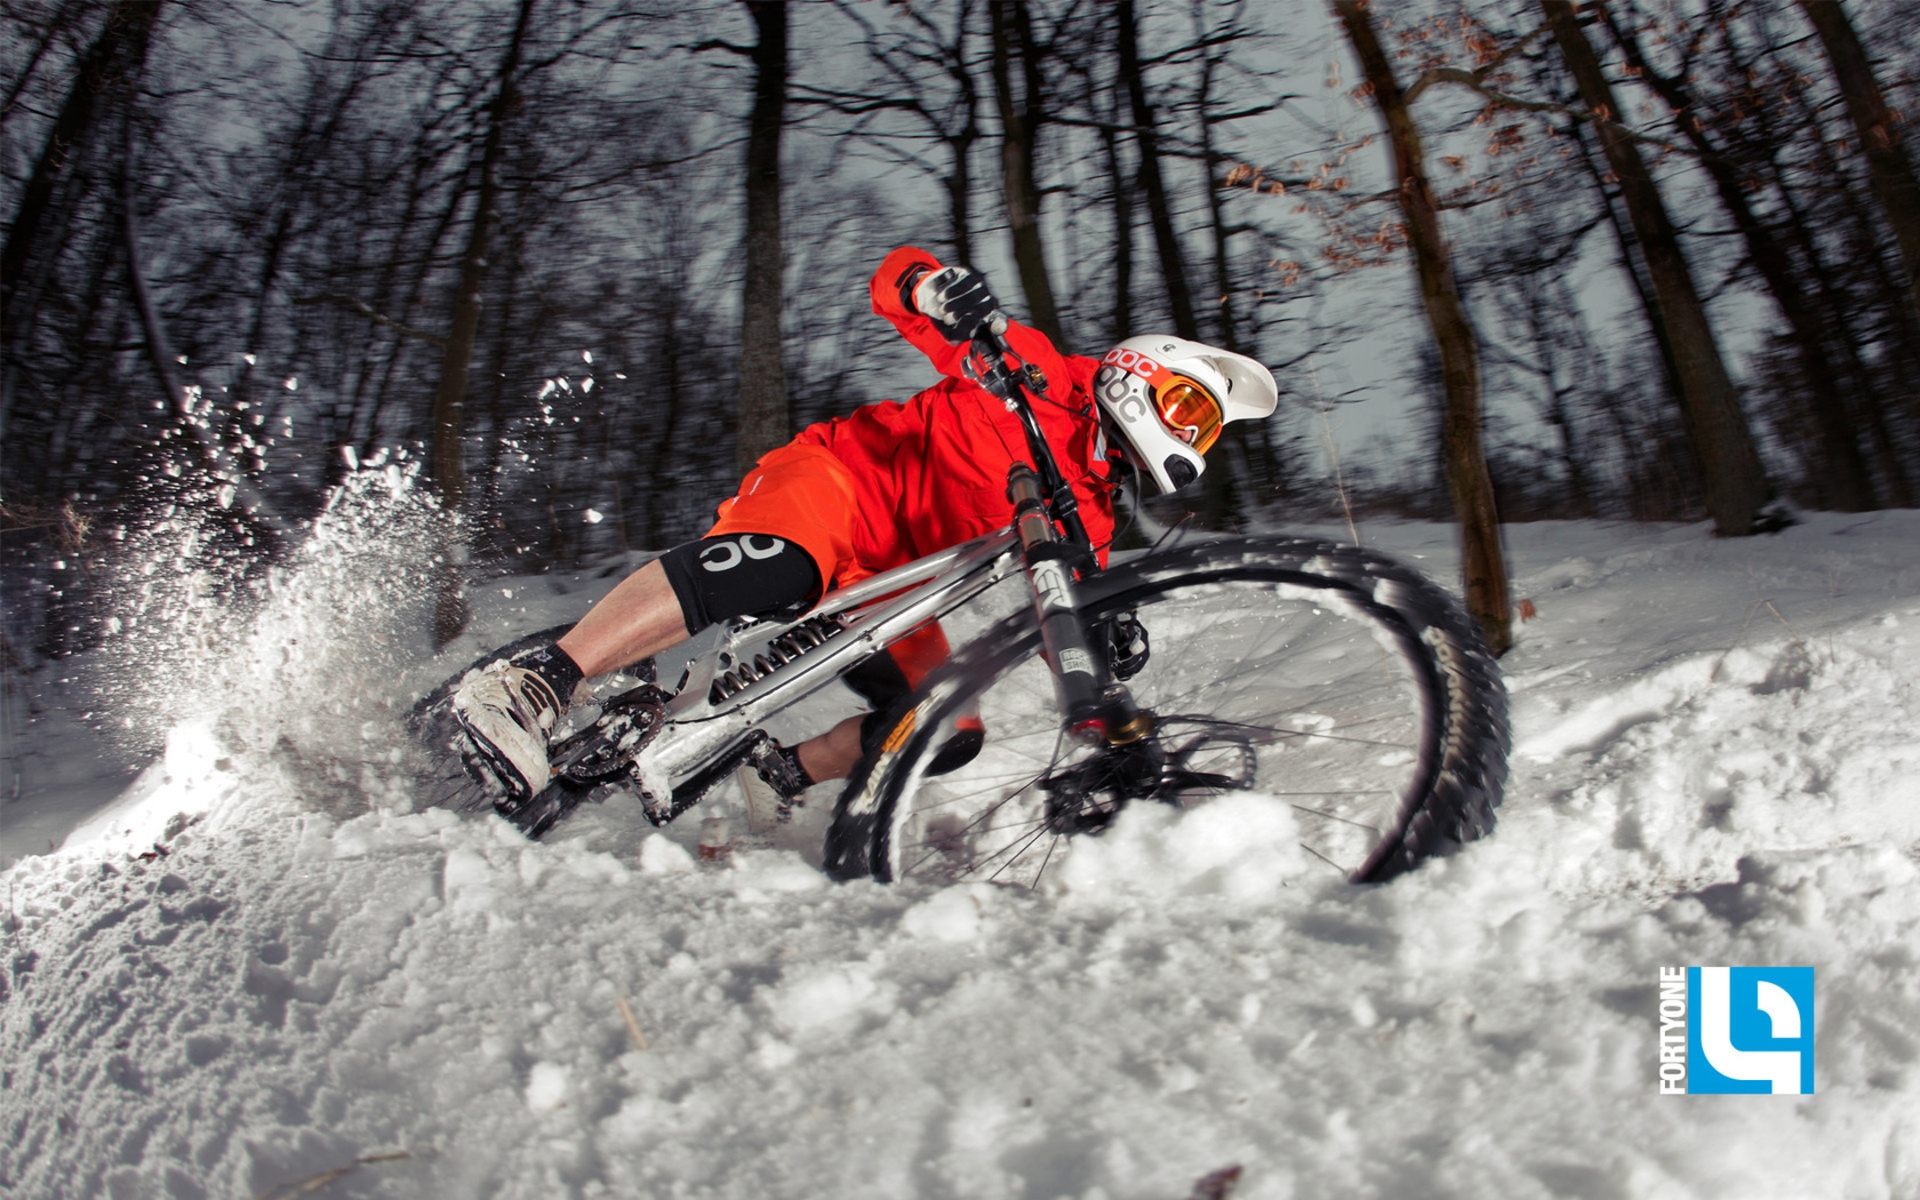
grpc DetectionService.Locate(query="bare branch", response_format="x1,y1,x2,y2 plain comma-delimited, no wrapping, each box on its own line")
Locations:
686,37,752,57
295,294,448,347
1402,21,1550,104
1406,65,1697,160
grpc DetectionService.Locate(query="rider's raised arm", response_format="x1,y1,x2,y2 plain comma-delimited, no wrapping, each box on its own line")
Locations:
869,246,1072,399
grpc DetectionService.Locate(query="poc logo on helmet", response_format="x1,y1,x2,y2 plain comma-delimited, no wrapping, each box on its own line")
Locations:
1094,361,1153,425
1101,346,1161,379
1658,966,1815,1094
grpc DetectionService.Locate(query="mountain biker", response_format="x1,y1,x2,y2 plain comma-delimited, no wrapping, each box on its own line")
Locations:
452,245,1279,821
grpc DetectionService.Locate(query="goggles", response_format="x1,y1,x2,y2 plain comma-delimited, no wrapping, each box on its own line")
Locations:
1154,379,1224,453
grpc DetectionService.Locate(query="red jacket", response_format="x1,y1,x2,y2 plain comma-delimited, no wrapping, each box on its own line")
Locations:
790,246,1117,577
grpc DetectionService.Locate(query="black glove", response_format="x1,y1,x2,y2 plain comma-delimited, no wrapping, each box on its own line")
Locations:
909,265,1000,344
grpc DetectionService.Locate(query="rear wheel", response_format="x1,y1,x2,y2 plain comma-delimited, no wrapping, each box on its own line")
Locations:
824,537,1507,886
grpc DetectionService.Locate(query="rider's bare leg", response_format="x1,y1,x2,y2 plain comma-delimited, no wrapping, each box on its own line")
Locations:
556,560,689,682
795,714,866,783
555,563,864,783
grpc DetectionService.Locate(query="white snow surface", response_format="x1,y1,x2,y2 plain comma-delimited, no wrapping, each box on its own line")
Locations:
4,511,1919,1199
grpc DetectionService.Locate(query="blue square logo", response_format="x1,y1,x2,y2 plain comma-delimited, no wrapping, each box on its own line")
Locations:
1686,967,1815,1095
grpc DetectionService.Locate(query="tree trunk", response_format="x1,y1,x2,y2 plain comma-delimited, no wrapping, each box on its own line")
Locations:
1117,0,1198,341
1567,118,1687,426
1099,118,1133,341
427,0,537,646
736,0,790,475
1194,39,1249,529
1196,56,1239,354
943,4,980,266
646,294,688,551
1,0,163,297
989,0,1063,344
121,139,283,543
1334,0,1511,655
1764,138,1916,508
1778,5,1920,430
945,129,976,266
1605,10,1875,511
1542,0,1770,536
1788,79,1920,385
1,0,165,444
480,231,526,541
1797,0,1920,328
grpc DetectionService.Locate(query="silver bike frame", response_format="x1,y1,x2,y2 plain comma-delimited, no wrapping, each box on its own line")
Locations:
627,527,1028,796
598,330,1116,817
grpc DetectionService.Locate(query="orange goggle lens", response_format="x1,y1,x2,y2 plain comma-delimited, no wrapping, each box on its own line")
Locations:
1155,381,1223,453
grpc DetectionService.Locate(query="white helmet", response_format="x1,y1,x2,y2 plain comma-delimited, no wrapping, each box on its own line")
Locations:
1092,335,1278,494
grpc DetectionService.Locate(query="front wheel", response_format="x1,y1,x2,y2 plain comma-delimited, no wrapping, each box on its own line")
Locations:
824,536,1508,887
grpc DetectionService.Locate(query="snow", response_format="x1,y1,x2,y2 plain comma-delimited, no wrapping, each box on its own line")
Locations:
4,510,1919,1199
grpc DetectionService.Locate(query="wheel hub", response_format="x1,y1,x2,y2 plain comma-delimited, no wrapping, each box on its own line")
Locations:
1038,734,1167,833
1036,722,1261,834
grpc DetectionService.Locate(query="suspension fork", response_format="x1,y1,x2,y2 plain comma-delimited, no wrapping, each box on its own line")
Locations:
962,317,1149,745
1007,463,1150,745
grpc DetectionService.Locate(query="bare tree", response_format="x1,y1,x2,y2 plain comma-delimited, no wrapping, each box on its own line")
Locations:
735,0,791,473
1117,0,1198,342
1471,211,1608,519
1796,0,1920,328
426,0,539,645
807,1,984,264
988,0,1063,343
1333,0,1511,655
1603,4,1876,511
1743,4,1918,504
1540,0,1770,537
1754,79,1917,507
1,0,162,298
2,0,166,442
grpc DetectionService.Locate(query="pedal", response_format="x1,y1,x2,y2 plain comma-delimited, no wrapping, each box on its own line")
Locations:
553,685,671,783
738,733,809,833
736,765,793,835
477,685,674,838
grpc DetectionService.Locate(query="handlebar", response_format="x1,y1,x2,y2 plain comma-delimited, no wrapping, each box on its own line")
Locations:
965,318,1096,563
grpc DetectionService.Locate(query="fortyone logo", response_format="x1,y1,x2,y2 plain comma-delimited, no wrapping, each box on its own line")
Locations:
1657,966,1815,1095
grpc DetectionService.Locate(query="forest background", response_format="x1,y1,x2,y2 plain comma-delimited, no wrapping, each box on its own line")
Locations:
3,0,1917,667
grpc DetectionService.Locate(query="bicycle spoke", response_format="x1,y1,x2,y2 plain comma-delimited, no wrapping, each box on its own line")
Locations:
1029,831,1062,888
1153,713,1416,752
1300,842,1351,875
983,822,1056,885
901,810,1049,876
1286,803,1384,830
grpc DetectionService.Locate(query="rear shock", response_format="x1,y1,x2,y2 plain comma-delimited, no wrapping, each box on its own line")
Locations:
707,612,850,704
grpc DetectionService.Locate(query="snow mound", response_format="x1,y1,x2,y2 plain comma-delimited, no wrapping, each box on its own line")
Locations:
5,513,1918,1198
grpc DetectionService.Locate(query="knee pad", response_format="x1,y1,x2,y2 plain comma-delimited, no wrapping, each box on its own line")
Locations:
661,533,821,634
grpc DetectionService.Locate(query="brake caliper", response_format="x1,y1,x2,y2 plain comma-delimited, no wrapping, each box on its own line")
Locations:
1099,610,1150,681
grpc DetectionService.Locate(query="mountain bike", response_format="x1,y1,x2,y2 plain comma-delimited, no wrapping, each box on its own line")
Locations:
412,329,1508,887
